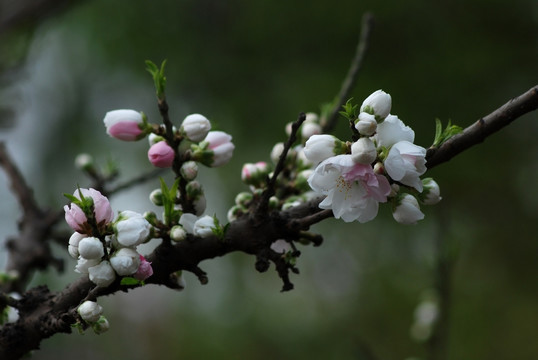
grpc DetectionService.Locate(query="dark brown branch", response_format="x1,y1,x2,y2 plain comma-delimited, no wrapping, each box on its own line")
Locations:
320,12,375,133
0,142,60,294
426,85,538,169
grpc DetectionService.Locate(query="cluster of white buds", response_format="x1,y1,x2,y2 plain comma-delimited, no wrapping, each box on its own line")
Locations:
64,188,154,287
77,300,110,334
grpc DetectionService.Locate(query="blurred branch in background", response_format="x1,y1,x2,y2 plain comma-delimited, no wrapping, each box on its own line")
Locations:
0,0,86,34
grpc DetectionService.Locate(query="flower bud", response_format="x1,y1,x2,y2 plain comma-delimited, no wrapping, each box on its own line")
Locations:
193,194,207,216
170,225,187,242
355,113,378,136
103,109,145,141
133,255,153,281
270,142,285,163
235,192,253,207
74,153,94,171
179,213,197,234
181,114,211,142
78,301,103,323
64,203,88,233
301,122,321,140
351,137,377,164
78,237,104,260
303,134,347,164
68,232,86,259
420,178,442,205
304,112,319,123
180,161,199,181
193,215,216,238
92,316,110,334
296,169,314,192
148,141,175,168
75,257,101,274
110,248,140,276
392,194,424,225
270,239,292,254
227,205,245,222
360,90,392,121
88,260,116,287
149,189,164,206
186,181,203,199
115,210,152,247
148,133,165,146
204,131,235,167
241,161,271,187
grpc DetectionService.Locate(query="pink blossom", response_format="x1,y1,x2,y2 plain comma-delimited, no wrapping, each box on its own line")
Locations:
103,109,144,141
148,141,175,168
77,188,114,225
308,155,391,223
133,255,153,281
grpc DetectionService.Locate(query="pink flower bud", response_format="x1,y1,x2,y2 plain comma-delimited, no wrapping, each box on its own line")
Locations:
64,203,87,233
103,109,145,141
77,188,114,226
148,141,175,168
133,255,153,281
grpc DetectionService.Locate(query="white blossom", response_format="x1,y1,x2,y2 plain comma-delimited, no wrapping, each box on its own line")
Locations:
384,141,427,191
360,90,392,121
115,210,151,247
77,237,104,260
193,215,216,238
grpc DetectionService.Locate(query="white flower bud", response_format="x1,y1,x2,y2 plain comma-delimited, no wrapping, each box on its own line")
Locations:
193,215,216,238
92,316,110,334
115,210,152,247
181,114,211,142
180,161,198,181
148,133,164,146
77,237,104,260
193,194,207,216
67,232,86,259
88,260,116,287
301,122,321,140
110,248,140,276
351,137,377,164
75,257,101,274
355,113,378,136
74,153,94,171
360,89,392,121
392,194,424,225
170,225,187,242
304,112,319,123
421,178,442,205
303,134,346,164
149,189,163,206
270,142,285,163
179,213,197,234
78,301,103,323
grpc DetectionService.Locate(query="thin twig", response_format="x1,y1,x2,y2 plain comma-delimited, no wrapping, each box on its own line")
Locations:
321,12,375,133
255,112,306,219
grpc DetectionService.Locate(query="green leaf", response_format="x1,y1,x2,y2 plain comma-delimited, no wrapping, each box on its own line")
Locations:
432,119,463,147
145,59,167,100
120,277,143,286
339,98,358,121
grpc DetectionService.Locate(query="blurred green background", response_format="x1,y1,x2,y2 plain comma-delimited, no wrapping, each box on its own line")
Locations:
0,0,537,359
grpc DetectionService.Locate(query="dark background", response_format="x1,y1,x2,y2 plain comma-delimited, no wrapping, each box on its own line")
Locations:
0,0,537,359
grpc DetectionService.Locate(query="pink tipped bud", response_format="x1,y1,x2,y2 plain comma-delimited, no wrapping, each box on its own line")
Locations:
103,109,145,141
148,141,175,168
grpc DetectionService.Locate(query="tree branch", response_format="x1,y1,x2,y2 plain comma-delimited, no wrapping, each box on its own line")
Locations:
425,85,538,168
320,12,375,133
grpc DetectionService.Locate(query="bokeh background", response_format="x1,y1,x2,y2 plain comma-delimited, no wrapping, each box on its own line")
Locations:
1,0,537,359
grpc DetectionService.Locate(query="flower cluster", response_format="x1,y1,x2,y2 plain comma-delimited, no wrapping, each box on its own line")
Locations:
305,90,441,224
65,188,154,287
103,110,235,169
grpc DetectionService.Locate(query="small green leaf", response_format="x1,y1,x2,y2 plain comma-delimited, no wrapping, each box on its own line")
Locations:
432,119,463,147
120,277,142,286
145,59,167,100
339,98,359,121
